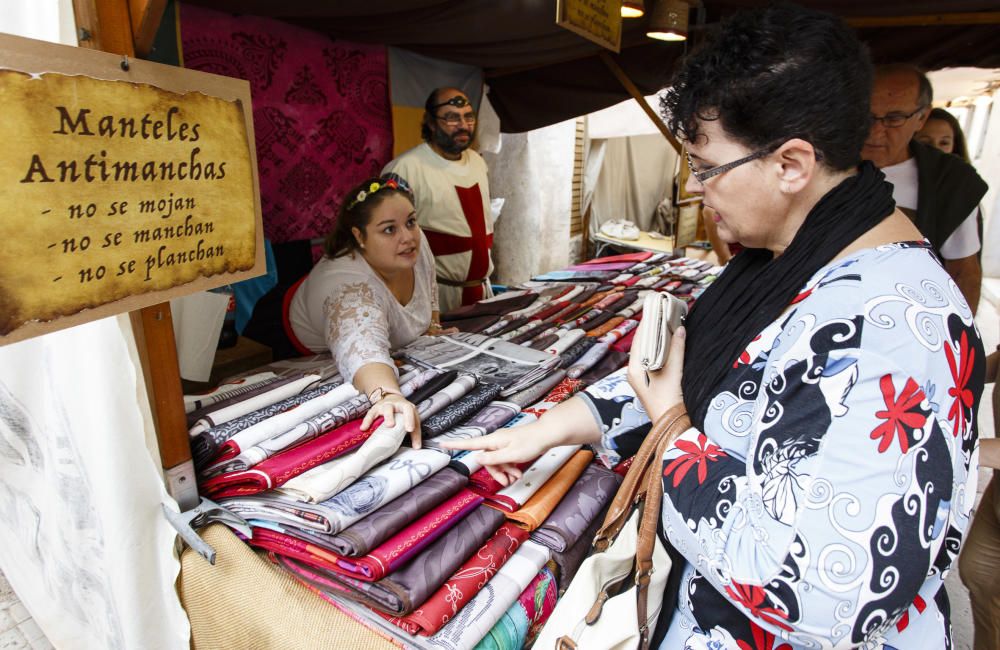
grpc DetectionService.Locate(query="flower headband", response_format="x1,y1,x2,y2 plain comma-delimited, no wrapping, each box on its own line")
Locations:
346,174,413,211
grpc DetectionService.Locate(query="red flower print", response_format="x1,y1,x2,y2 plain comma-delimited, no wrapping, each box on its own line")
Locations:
724,581,793,632
663,434,728,487
895,595,927,633
945,331,975,438
737,622,793,650
870,374,927,454
734,335,763,368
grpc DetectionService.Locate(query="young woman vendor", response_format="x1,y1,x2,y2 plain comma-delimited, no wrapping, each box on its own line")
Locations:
288,175,443,446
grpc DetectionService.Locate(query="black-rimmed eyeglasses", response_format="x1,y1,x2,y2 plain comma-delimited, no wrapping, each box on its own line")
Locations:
436,113,477,127
686,148,771,184
870,106,926,128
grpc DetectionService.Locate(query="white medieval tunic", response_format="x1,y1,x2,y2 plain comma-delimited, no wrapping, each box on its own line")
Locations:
287,231,437,384
383,143,493,313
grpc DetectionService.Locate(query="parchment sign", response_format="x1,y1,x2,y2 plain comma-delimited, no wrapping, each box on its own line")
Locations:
556,0,622,53
0,33,263,344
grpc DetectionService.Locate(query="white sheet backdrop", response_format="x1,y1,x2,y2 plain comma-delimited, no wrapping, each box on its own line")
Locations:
0,4,189,648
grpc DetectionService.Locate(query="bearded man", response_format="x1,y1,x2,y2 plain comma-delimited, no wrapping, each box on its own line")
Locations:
383,88,494,312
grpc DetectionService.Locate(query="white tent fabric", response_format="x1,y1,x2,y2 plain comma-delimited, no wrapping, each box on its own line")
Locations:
586,94,665,139
0,6,189,649
587,133,677,238
484,119,577,284
0,317,190,650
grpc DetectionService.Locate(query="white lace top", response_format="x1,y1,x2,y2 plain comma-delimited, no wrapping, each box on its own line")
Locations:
288,232,437,383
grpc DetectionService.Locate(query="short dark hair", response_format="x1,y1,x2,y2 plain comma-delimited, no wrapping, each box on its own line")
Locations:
875,63,933,109
324,176,414,258
661,4,872,171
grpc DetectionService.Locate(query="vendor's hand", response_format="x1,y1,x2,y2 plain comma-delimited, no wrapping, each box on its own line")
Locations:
426,322,459,336
441,424,550,487
627,325,687,422
361,393,422,449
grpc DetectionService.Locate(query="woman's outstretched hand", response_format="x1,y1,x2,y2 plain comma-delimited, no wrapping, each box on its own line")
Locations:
627,325,687,422
361,393,422,449
441,423,550,487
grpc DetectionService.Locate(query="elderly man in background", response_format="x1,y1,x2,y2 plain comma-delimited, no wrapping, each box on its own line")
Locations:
383,87,493,313
863,64,988,314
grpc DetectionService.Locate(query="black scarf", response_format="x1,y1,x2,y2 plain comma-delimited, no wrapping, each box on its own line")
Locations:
681,161,896,429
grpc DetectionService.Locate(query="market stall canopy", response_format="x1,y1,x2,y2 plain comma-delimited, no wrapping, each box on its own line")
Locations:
182,0,1000,132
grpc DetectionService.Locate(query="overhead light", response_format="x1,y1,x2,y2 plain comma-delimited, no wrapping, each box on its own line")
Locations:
621,1,644,18
647,0,689,41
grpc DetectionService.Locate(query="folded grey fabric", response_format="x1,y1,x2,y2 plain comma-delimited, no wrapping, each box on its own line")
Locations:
407,370,460,408
185,373,297,426
422,383,503,438
191,378,335,468
530,463,622,552
504,370,567,408
423,400,521,455
328,468,468,556
557,337,598,370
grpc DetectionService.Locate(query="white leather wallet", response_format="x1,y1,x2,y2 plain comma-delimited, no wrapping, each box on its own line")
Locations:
635,291,688,374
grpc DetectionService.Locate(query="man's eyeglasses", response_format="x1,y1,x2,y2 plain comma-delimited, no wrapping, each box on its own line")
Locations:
871,106,926,128
686,148,771,184
436,112,477,127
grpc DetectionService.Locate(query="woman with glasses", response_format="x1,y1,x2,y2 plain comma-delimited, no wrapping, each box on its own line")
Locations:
383,88,495,313
448,5,983,648
287,174,442,448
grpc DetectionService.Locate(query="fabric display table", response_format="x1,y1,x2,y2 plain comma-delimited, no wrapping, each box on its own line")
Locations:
179,250,721,649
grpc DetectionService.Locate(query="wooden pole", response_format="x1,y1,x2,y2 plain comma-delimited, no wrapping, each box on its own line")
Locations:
846,11,1000,28
72,0,197,509
599,51,682,154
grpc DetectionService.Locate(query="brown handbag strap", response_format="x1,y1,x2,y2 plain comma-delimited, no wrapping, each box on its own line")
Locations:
594,404,688,550
634,411,690,649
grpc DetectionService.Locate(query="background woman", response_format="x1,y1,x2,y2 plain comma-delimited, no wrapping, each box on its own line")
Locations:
288,175,442,445
916,107,971,162
448,5,983,648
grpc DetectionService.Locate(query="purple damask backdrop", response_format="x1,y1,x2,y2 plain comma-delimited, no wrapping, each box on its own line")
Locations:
180,4,393,243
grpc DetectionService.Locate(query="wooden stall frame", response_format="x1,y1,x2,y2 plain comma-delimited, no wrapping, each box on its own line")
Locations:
70,0,216,511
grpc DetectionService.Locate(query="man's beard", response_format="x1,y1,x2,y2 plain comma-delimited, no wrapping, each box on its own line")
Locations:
432,126,472,155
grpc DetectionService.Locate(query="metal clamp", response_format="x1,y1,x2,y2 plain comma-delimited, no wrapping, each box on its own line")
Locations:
162,497,251,565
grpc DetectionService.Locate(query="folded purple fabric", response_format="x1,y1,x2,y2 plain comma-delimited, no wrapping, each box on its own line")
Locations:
284,505,505,616
529,333,559,351
549,505,605,588
328,468,468,556
578,350,628,385
442,292,539,321
530,463,622,552
443,315,501,334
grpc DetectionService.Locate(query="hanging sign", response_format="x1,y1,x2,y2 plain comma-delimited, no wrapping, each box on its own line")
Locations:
0,33,264,345
556,0,623,52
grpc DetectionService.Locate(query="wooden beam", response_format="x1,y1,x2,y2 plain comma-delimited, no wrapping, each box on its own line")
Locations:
74,0,196,509
846,11,1000,28
72,0,135,56
129,0,168,57
599,51,682,154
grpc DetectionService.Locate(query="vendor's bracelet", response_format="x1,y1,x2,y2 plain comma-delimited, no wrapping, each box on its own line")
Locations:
428,320,442,331
367,387,402,404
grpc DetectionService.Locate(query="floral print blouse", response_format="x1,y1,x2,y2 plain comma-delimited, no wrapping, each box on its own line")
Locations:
580,242,983,649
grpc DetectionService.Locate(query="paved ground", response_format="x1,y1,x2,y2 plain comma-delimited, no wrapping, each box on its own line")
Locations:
1,291,995,649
